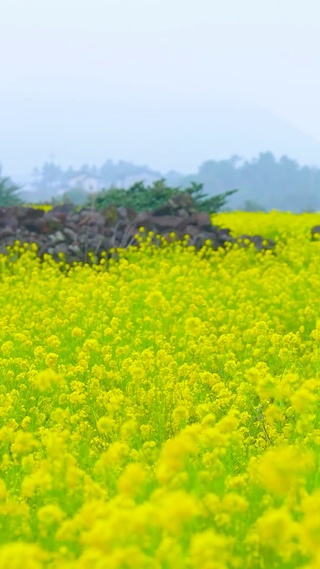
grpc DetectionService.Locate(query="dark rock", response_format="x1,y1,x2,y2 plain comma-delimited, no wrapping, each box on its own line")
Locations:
51,204,75,215
117,219,132,231
152,204,174,217
134,211,153,225
41,215,63,234
63,227,78,243
161,232,176,244
52,204,75,220
102,226,115,237
0,227,15,238
238,234,275,251
14,206,44,222
78,211,105,229
189,211,212,230
168,192,197,211
78,234,89,246
117,206,137,221
216,228,236,245
68,244,81,255
45,205,75,225
101,205,119,226
192,232,220,250
54,242,69,256
184,225,202,238
176,208,190,219
87,225,100,238
49,231,66,245
149,215,187,230
87,235,111,253
311,225,320,240
69,214,80,224
64,221,78,231
0,200,276,265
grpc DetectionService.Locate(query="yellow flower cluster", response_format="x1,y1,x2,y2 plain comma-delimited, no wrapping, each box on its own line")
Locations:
25,204,53,212
0,210,319,567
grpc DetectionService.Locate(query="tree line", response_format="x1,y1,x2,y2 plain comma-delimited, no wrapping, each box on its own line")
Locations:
1,152,320,212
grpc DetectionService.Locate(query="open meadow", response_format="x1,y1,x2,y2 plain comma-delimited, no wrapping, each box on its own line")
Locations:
0,211,320,568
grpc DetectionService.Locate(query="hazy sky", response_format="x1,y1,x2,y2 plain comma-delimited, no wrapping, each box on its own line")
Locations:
2,0,320,180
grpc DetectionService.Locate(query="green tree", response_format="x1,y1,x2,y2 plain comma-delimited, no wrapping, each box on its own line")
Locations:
91,179,174,211
0,168,22,206
185,181,238,212
91,178,237,213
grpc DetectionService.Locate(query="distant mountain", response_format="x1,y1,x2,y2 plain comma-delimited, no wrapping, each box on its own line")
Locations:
4,98,320,211
3,99,320,183
140,99,320,173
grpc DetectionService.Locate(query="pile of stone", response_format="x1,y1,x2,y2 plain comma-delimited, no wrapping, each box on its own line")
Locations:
311,225,320,240
0,193,275,265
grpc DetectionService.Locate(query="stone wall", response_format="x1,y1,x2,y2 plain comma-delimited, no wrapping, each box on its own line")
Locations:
0,194,276,265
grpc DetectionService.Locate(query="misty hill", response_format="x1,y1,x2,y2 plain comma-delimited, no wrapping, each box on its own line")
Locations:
179,152,320,212
160,100,320,172
6,98,320,178
14,149,320,212
7,99,320,212
18,161,163,204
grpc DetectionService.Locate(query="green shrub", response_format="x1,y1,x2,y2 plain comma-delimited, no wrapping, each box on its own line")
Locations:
0,169,22,206
90,178,238,213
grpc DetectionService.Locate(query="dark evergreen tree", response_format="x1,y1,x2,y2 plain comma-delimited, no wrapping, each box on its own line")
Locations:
0,168,22,206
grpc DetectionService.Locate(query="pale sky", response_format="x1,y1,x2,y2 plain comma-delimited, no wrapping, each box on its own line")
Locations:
2,0,320,180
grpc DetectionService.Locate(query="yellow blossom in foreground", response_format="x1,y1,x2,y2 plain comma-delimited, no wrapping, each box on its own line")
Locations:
117,462,146,497
0,212,319,567
10,432,38,456
33,368,65,391
37,504,66,526
189,529,231,569
255,506,299,558
0,542,47,569
255,445,315,496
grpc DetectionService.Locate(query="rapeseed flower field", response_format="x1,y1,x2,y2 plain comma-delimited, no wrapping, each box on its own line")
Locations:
0,211,320,568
